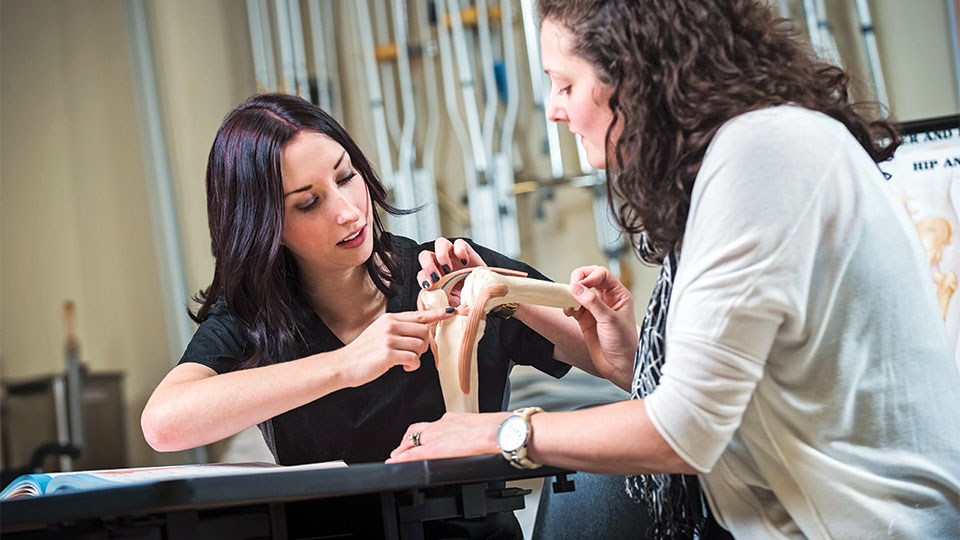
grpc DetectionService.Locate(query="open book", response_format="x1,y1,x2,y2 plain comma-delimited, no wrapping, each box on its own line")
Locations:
0,460,346,500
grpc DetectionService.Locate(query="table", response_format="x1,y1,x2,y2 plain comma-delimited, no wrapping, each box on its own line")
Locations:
0,455,576,539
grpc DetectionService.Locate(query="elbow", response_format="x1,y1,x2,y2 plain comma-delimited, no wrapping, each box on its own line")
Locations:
140,403,187,452
659,442,703,475
672,458,700,476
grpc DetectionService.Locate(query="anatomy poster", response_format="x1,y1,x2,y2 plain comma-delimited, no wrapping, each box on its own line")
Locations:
881,118,960,367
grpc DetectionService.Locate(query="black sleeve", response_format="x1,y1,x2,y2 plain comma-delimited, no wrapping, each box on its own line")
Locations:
460,238,571,379
177,299,248,375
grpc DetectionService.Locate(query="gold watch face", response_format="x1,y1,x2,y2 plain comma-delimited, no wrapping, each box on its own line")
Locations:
498,415,527,452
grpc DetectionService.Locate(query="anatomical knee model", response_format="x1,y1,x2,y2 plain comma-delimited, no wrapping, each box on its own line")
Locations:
418,267,580,413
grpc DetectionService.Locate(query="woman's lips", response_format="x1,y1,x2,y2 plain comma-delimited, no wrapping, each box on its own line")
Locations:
337,225,366,248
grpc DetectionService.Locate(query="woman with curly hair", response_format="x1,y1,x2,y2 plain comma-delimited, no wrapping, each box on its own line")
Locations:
389,0,960,538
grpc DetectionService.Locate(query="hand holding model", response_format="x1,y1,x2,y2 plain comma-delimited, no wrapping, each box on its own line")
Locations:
566,266,638,390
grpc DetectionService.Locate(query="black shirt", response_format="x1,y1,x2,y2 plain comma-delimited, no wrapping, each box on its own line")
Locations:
179,234,569,466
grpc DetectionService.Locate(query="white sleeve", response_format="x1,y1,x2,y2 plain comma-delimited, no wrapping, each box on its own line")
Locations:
644,109,846,472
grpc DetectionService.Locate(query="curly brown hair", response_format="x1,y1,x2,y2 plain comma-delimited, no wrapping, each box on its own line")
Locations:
537,0,900,263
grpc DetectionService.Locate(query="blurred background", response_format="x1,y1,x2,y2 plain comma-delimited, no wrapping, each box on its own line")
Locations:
1,0,958,483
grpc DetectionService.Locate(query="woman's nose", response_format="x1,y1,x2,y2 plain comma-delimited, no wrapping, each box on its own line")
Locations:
546,93,565,123
335,195,361,225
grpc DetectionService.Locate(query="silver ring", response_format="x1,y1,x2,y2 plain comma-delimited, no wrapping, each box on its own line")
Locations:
410,431,422,447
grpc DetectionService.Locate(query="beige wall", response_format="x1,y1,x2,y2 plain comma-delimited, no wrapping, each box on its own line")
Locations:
1,0,957,470
1,0,177,467
147,0,257,298
869,0,958,119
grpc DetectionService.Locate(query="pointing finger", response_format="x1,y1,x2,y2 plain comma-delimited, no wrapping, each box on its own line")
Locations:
397,307,457,324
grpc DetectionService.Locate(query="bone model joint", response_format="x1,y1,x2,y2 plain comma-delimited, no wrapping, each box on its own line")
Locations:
418,267,581,413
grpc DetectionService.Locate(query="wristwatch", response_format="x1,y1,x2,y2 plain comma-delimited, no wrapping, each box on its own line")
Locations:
497,406,544,469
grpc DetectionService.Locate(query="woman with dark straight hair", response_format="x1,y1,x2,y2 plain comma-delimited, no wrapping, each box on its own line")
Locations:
141,93,588,539
389,1,960,538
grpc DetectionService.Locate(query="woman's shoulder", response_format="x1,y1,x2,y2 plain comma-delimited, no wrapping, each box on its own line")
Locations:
204,296,236,320
714,105,851,152
701,105,867,188
194,297,246,338
180,297,250,372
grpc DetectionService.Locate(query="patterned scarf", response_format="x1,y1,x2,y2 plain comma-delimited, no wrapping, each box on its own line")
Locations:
625,243,707,539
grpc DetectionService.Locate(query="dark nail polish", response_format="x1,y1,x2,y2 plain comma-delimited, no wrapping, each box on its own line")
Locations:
444,307,455,313
422,280,430,289
460,258,468,265
441,264,451,274
431,272,440,282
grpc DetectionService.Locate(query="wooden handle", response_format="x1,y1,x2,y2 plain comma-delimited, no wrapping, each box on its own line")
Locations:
63,300,79,353
63,301,76,340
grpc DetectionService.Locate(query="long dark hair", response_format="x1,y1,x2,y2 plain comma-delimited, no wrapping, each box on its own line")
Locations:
537,0,901,263
192,93,406,369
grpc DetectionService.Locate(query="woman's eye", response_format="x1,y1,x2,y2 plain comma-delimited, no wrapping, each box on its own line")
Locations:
559,85,571,96
297,197,319,213
337,171,357,186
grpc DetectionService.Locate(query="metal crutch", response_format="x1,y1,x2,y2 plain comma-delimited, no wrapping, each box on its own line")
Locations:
412,0,444,241
287,0,312,99
449,0,501,249
802,0,841,66
307,0,343,119
437,0,500,248
392,0,430,241
355,0,413,238
519,0,564,180
273,0,303,95
854,0,889,107
246,0,278,93
434,0,476,207
491,0,522,257
373,0,404,148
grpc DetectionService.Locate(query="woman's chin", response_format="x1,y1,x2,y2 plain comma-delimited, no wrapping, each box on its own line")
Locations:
587,154,607,170
580,142,607,170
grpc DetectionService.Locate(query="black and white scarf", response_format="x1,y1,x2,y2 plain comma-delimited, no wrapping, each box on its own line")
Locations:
625,243,707,539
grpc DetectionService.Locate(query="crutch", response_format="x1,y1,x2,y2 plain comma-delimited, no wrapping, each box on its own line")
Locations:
411,0,444,241
520,0,564,180
373,0,404,147
492,0,522,257
802,0,841,66
854,0,889,107
272,0,309,97
392,0,429,241
59,301,84,472
307,0,343,119
246,0,278,93
474,0,522,256
774,0,791,19
355,0,413,238
437,0,500,248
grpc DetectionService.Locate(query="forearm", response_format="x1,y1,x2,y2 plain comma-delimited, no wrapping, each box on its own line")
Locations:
141,353,352,451
513,304,599,377
525,401,696,475
390,400,697,474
